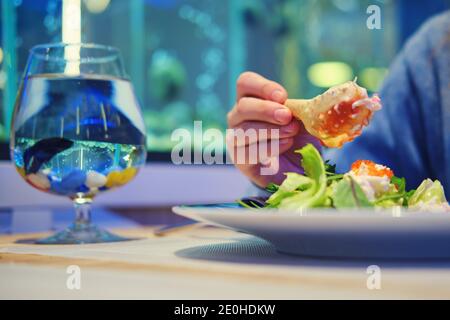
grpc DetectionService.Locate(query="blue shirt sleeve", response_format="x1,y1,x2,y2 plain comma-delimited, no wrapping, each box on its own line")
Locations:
323,11,450,194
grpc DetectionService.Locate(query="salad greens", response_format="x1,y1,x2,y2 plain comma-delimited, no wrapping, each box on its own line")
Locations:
266,144,327,209
332,177,373,208
409,179,446,207
242,144,449,211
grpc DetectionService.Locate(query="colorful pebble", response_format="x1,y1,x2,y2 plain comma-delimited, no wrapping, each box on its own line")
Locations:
85,170,107,188
41,168,52,175
50,169,87,195
105,167,137,188
16,166,26,178
20,166,138,196
76,184,90,193
26,172,50,190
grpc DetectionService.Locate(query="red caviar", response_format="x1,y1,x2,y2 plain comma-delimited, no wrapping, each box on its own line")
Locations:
351,160,394,178
320,95,372,137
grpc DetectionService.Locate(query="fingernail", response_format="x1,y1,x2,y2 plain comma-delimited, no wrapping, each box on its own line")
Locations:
271,90,285,102
274,108,291,123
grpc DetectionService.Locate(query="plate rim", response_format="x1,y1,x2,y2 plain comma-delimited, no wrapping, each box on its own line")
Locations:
172,203,450,220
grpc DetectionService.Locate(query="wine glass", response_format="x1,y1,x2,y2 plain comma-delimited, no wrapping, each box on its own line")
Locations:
10,43,147,244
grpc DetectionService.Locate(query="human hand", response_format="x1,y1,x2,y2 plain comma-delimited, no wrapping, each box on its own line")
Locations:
227,71,320,188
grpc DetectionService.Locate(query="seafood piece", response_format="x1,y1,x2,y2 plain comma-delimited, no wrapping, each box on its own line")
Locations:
285,80,382,148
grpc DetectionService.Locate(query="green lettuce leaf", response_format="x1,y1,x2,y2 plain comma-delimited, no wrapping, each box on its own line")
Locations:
376,199,403,208
266,172,312,207
265,183,279,193
332,176,373,208
404,189,416,203
408,179,447,206
391,176,406,193
277,144,328,210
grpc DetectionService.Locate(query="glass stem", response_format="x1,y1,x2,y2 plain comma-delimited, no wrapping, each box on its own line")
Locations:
73,198,92,225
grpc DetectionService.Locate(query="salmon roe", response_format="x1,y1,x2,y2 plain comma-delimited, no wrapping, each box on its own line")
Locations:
320,93,371,135
351,160,394,178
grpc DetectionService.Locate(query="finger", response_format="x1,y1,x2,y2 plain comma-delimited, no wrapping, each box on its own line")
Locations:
228,137,294,168
226,120,300,147
236,71,287,103
228,97,292,127
231,138,294,187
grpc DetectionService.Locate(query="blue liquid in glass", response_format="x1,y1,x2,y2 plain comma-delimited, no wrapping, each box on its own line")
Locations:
11,74,147,198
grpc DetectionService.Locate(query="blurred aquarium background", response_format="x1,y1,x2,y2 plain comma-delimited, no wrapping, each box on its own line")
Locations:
0,0,449,156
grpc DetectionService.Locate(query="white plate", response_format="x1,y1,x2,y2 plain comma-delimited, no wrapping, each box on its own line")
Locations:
172,203,450,259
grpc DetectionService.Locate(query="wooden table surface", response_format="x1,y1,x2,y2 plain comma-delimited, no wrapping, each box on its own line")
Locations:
2,226,450,299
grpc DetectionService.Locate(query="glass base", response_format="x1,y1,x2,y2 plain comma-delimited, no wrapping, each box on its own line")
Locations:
35,222,135,245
